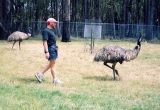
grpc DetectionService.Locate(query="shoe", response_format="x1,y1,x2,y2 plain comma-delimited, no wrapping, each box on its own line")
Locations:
35,72,44,83
53,79,63,84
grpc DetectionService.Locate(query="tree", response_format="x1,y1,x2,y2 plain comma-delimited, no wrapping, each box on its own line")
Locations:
0,0,11,40
62,0,71,42
143,0,155,40
94,0,100,21
56,0,62,38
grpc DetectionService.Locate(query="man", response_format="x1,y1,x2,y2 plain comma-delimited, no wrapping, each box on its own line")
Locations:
35,18,63,84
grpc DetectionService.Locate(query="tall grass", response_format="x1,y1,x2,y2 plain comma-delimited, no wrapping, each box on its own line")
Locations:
0,39,160,110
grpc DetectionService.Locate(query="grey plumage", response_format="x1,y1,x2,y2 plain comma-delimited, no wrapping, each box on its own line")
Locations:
94,35,142,80
7,31,31,49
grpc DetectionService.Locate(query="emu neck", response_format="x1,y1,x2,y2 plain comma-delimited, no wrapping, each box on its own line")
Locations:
124,45,141,61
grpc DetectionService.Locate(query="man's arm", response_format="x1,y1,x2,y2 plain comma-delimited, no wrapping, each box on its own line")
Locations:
43,40,50,59
43,40,48,53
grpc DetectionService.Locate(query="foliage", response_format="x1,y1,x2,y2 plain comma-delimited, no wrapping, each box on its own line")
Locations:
8,0,160,25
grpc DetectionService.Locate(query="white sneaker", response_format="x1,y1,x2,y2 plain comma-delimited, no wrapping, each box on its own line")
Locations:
35,73,44,83
53,79,63,84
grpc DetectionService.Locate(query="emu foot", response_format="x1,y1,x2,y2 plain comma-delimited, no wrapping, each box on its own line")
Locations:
112,76,121,81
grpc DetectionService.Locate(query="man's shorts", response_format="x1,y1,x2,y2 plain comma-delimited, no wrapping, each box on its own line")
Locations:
48,45,58,60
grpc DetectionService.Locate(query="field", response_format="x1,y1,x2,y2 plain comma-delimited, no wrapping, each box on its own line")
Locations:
0,39,160,110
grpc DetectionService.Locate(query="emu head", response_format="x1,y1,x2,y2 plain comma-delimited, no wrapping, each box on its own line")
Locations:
137,32,142,47
133,32,142,56
27,33,31,37
26,27,32,39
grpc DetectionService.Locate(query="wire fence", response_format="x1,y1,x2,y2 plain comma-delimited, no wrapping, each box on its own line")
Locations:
10,21,160,41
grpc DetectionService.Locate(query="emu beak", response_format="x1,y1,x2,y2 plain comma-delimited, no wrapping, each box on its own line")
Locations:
28,33,31,37
139,37,142,42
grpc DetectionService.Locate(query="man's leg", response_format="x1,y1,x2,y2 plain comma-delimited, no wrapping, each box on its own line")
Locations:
50,60,56,80
41,62,51,75
50,60,63,84
35,62,51,82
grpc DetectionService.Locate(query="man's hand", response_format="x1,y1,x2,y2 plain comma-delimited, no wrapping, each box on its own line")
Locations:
45,52,50,59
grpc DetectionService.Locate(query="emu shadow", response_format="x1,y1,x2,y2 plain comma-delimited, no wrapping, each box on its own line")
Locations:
83,75,120,81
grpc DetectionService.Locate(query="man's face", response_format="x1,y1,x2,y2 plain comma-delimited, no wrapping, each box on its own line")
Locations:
50,22,57,28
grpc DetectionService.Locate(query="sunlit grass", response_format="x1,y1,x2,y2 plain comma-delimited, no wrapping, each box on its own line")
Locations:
0,39,160,110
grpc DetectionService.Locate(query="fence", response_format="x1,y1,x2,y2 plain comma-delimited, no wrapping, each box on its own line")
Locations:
10,21,160,41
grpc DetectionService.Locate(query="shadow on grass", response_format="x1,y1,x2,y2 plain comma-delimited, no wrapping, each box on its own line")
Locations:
83,75,115,81
16,77,39,84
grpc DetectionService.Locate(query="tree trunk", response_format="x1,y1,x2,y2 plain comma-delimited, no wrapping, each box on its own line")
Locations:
84,0,89,21
123,0,132,38
0,0,11,40
144,0,154,40
136,0,140,24
62,0,71,42
56,0,62,38
33,0,39,35
71,0,76,22
94,0,100,21
51,0,53,17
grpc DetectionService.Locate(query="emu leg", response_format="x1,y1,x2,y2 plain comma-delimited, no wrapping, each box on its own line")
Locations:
19,41,22,50
115,69,119,76
112,63,117,80
103,62,113,69
104,62,118,80
12,41,17,49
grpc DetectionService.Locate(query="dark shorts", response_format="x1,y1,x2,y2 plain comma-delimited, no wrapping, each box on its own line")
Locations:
48,45,58,60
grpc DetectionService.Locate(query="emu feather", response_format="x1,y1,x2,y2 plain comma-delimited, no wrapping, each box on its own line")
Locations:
94,35,142,80
7,31,31,50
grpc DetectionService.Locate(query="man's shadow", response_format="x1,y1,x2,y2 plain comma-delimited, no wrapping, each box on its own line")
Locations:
16,77,39,84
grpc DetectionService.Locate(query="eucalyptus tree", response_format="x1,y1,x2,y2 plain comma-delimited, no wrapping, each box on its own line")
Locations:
62,0,71,42
0,0,11,40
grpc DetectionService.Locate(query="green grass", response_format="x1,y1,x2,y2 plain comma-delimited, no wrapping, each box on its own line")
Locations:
0,39,160,110
1,82,159,110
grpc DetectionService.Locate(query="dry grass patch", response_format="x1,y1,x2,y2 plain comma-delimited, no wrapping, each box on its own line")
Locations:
0,39,160,110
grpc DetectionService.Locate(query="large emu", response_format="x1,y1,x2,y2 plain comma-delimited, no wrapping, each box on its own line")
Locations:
94,35,142,80
7,31,31,49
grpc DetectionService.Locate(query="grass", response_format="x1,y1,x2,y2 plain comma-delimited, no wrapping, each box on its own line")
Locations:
0,39,160,110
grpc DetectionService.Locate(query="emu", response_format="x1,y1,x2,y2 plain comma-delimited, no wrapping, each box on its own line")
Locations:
94,35,142,80
7,31,31,50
